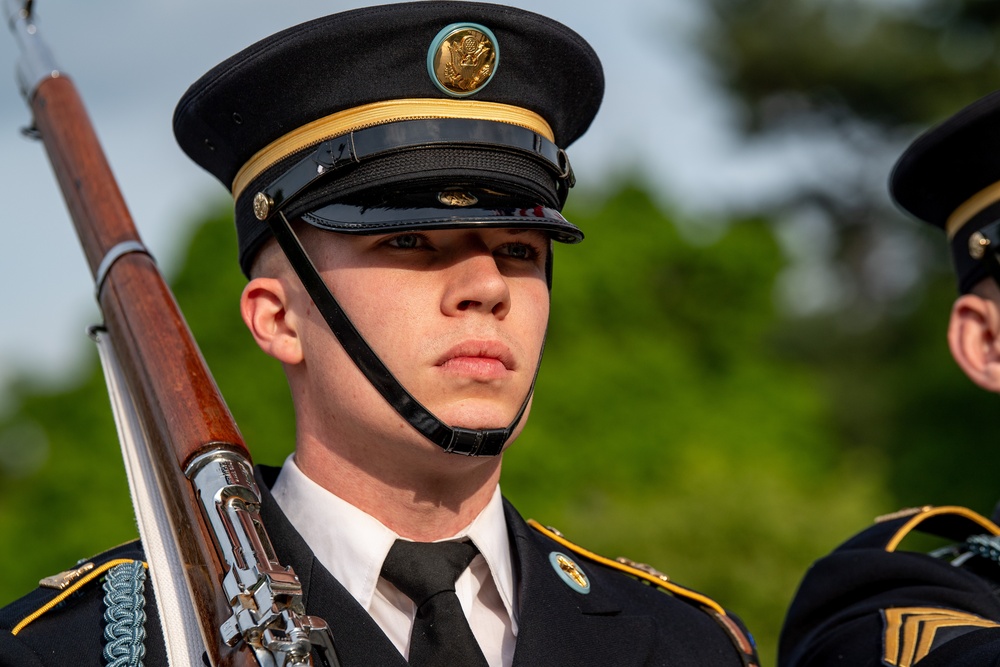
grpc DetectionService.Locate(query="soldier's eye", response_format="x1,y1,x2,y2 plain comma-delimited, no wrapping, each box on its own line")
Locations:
386,233,425,250
496,242,539,261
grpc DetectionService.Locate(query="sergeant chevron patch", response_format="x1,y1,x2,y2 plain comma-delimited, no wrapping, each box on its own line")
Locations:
881,606,1000,666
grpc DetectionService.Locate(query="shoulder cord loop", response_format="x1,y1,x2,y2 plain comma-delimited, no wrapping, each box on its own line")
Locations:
962,534,1000,564
102,560,147,667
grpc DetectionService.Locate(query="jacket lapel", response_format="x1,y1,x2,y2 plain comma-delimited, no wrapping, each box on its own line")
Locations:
505,501,654,667
256,466,408,667
254,467,654,666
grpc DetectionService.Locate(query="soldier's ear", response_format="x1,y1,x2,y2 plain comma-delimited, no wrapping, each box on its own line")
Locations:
240,277,303,365
948,293,1000,392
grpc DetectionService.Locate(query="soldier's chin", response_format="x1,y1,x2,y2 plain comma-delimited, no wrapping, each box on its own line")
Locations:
438,404,520,432
445,418,509,431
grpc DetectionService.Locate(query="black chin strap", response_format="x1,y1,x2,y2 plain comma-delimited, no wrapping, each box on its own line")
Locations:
267,212,543,457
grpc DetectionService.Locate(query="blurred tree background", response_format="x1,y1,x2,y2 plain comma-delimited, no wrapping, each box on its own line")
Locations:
697,0,1000,516
5,2,1000,665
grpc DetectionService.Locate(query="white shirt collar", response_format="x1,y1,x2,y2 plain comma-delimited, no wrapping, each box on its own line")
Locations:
269,455,517,625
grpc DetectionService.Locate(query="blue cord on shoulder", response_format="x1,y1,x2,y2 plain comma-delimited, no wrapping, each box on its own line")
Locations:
102,560,147,667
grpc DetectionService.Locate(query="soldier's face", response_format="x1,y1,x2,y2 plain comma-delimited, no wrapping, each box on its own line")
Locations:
293,226,551,444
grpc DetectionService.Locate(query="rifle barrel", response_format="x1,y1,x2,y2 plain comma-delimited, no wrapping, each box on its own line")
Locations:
7,3,259,664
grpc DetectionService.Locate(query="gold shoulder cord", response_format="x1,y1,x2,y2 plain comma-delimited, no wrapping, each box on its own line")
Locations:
527,520,759,665
11,559,148,635
881,506,1000,553
527,519,725,614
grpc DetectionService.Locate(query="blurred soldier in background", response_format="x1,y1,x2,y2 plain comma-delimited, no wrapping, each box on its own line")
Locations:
781,89,1000,666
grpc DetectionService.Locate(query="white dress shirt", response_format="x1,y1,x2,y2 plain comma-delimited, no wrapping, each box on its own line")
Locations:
270,455,518,667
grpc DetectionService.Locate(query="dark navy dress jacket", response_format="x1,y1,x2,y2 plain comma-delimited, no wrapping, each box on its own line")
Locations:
1,467,756,666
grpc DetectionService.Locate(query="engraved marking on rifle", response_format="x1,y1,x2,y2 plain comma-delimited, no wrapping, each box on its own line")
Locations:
40,561,95,590
220,459,240,485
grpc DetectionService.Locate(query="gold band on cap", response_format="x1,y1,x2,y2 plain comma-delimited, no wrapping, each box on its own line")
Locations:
946,180,1000,239
231,98,555,202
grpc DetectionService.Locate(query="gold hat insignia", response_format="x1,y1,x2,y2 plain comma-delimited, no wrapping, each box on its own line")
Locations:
428,23,499,97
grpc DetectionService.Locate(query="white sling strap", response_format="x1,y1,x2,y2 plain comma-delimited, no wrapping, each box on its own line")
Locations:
93,326,206,666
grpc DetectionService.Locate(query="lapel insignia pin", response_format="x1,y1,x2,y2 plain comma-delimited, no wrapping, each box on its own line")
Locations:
39,561,95,590
427,23,499,97
549,551,590,594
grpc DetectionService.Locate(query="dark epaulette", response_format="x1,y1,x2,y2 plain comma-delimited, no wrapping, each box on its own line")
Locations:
527,519,759,667
849,507,1000,666
0,540,147,636
842,505,1000,553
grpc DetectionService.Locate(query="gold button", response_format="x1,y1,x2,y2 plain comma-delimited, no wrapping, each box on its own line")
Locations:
970,231,990,260
253,192,274,221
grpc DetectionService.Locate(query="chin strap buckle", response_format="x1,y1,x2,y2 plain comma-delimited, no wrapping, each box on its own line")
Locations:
445,427,509,457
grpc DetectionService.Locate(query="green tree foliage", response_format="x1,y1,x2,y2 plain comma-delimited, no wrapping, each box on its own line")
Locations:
704,0,1000,133
776,269,1000,517
700,0,1000,562
0,365,133,598
697,0,1000,316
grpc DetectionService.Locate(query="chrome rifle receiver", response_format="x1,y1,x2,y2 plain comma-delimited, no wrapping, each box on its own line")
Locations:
187,451,341,667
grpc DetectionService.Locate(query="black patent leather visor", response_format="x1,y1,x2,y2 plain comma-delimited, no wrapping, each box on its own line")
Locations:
300,187,583,244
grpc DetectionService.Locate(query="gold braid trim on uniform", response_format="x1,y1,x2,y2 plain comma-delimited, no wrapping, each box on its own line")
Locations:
11,559,148,636
231,98,555,203
882,607,1000,667
528,519,759,665
946,181,1000,239
884,505,1000,553
526,518,726,615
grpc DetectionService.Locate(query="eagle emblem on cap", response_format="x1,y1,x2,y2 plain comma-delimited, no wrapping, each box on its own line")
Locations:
428,23,499,97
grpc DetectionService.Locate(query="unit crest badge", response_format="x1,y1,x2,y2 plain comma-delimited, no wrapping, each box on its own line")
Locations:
428,23,499,97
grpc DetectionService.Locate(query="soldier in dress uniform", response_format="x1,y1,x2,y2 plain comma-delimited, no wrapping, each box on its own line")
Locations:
0,3,758,666
780,88,1000,666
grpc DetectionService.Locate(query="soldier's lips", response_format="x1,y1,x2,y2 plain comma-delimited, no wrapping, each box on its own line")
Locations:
436,341,514,379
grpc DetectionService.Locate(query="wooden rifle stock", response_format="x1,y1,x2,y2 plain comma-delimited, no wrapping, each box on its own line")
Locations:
28,73,257,666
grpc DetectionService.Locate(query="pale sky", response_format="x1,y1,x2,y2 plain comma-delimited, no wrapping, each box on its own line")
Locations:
0,0,863,390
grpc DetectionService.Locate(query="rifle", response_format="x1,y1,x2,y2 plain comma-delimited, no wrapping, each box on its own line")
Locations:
4,2,339,665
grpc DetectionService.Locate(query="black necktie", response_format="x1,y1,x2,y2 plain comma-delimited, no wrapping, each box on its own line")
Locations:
380,539,490,667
